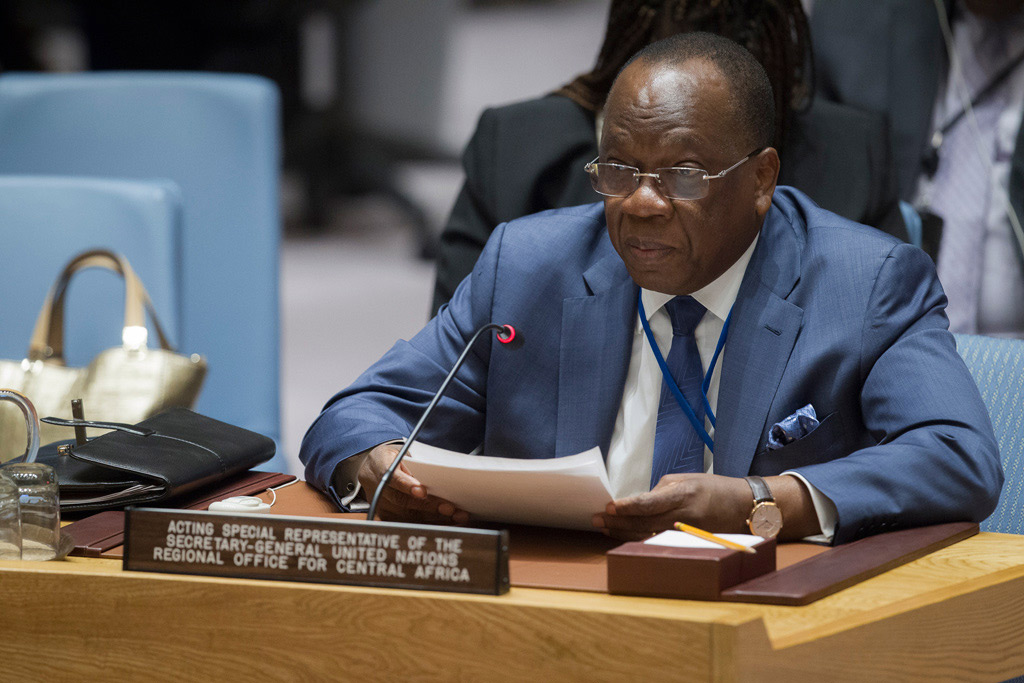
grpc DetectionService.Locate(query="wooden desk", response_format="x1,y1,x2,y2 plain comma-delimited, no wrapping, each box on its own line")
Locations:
1,532,1023,681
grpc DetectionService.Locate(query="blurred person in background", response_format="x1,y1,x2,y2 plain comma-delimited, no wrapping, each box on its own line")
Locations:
431,0,908,314
812,0,1024,338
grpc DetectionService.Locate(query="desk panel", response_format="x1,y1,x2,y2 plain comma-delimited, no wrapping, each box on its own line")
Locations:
1,533,1024,681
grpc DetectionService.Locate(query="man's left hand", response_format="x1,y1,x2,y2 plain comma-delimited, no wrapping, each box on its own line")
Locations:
594,473,823,541
593,473,752,540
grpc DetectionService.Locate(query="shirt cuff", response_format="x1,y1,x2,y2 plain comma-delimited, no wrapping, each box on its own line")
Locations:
782,471,837,544
329,439,405,512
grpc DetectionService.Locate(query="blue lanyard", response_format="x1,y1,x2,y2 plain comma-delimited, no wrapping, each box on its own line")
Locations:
637,291,732,453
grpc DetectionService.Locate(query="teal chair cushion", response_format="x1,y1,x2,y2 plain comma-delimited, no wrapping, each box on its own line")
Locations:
955,334,1024,535
0,73,283,470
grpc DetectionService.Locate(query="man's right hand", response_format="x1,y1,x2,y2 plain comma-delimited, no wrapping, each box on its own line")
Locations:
357,443,469,525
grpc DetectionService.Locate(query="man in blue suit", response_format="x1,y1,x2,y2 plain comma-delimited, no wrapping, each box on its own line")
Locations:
301,33,1002,545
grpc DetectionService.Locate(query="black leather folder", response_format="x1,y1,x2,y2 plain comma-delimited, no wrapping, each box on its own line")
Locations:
35,408,276,512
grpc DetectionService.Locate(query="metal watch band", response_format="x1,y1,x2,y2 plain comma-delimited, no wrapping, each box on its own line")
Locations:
744,475,774,504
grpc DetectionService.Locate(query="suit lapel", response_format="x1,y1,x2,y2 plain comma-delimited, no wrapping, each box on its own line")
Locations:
714,202,805,477
556,250,636,458
553,197,808,469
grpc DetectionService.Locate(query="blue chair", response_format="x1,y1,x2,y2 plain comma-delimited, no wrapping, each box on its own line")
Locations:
955,334,1024,535
0,73,284,470
898,200,923,248
0,176,182,366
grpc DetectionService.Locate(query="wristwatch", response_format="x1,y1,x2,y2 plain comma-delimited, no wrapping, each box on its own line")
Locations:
744,476,783,539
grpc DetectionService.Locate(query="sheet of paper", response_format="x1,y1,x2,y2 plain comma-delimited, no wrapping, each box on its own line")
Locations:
402,441,614,531
645,530,762,550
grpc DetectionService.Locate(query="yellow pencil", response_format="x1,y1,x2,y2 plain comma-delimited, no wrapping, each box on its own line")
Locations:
673,522,757,554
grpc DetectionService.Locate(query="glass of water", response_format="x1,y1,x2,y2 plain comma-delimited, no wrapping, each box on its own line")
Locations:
0,390,59,561
3,462,59,561
0,469,20,560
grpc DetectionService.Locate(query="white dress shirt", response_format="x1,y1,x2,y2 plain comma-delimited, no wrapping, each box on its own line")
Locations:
605,234,837,542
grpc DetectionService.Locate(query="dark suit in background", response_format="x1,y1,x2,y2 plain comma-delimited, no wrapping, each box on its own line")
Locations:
811,0,951,202
431,94,907,315
810,0,1024,276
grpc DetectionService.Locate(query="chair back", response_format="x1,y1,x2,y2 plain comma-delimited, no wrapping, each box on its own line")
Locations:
0,73,283,467
0,175,182,365
955,333,1024,534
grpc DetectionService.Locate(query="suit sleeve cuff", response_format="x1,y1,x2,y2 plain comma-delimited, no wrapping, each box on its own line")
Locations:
328,439,405,512
782,471,837,544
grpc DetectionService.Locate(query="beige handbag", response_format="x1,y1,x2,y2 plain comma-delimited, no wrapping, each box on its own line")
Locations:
0,250,207,461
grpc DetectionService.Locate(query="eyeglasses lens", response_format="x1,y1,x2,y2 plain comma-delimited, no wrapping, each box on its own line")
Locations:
660,168,708,200
589,164,709,200
589,164,636,197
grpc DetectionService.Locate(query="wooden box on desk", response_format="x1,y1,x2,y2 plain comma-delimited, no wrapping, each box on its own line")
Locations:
607,537,776,600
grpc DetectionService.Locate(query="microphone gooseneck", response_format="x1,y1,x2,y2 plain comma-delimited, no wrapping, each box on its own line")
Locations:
365,323,518,522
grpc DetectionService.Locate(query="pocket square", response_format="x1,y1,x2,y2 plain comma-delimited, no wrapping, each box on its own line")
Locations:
767,404,819,451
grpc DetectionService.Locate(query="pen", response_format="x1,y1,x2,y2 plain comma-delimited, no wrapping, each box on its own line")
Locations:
673,522,757,554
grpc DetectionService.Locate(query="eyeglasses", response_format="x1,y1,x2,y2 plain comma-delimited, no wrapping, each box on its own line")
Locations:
584,148,763,200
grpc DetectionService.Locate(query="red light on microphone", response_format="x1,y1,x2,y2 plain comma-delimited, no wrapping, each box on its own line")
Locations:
496,325,516,344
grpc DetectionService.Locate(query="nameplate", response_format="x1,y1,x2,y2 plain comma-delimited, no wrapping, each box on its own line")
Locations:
123,508,510,595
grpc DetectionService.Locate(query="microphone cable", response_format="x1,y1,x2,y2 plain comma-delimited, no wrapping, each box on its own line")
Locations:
365,322,519,522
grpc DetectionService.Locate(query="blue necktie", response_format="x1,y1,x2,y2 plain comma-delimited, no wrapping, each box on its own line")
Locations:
650,296,707,488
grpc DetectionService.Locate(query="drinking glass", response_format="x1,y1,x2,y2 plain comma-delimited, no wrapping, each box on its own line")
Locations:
0,390,59,561
3,462,59,560
0,469,20,560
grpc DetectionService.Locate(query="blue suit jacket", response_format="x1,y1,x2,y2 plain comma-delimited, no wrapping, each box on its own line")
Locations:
301,187,1002,544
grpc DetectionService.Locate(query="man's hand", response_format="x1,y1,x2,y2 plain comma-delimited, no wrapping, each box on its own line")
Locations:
592,473,821,541
593,474,750,540
357,443,469,525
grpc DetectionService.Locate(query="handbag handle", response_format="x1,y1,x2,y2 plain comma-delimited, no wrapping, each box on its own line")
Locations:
0,390,40,463
27,249,176,363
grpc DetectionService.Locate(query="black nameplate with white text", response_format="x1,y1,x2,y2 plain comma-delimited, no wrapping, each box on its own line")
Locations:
123,508,510,595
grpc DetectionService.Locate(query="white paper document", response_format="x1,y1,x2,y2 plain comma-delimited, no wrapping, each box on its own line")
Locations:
645,530,762,550
402,441,615,531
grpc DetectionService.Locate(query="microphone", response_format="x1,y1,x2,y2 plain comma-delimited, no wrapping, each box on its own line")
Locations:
366,323,521,522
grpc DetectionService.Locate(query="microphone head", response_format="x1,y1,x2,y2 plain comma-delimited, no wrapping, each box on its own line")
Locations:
496,325,522,348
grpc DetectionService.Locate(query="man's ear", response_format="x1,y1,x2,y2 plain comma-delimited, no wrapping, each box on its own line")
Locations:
753,147,780,218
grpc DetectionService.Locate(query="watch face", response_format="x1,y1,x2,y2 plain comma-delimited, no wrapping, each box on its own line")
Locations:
750,503,783,539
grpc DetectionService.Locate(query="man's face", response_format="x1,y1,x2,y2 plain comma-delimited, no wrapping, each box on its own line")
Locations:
600,58,777,296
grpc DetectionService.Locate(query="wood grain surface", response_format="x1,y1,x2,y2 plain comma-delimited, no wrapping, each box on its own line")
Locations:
1,532,1024,681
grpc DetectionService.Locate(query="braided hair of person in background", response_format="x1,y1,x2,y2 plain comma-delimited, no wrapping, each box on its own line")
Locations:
553,0,813,151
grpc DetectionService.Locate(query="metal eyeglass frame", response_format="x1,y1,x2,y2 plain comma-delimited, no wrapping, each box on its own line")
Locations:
584,147,764,200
